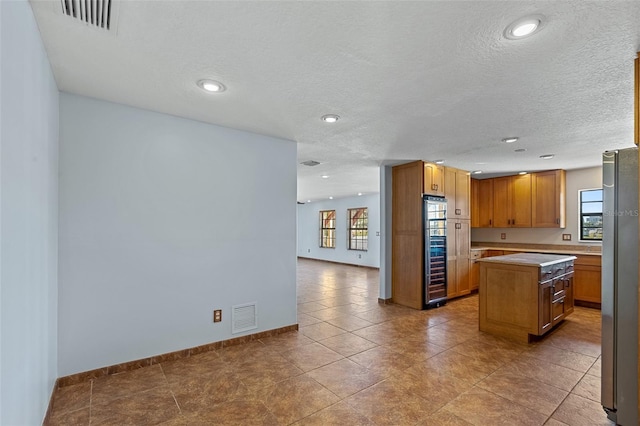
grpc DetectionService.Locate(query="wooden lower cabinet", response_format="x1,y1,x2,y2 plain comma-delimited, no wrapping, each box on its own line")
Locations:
447,219,471,299
574,255,602,305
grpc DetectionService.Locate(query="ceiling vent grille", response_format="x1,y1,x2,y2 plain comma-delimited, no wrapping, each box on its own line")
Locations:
232,302,258,334
60,0,116,31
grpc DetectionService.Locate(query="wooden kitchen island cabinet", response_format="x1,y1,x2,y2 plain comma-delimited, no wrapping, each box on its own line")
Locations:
478,253,576,343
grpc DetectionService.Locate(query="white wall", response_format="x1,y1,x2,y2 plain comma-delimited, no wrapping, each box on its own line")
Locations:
297,193,380,268
58,94,297,376
0,1,59,424
471,167,602,245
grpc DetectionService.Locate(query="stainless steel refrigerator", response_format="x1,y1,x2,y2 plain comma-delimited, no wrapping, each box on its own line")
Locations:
423,196,447,308
602,147,639,425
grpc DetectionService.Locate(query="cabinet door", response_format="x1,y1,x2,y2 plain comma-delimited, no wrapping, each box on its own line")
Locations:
444,168,457,219
511,174,532,227
471,179,479,228
538,281,553,334
456,220,471,295
531,170,566,228
574,264,602,303
476,179,494,227
424,163,445,196
455,170,471,219
564,275,574,315
470,259,479,291
492,176,511,227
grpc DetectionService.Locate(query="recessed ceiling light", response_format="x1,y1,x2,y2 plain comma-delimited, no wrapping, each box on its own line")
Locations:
307,200,311,203
321,114,340,123
197,79,226,93
515,148,527,152
472,170,483,175
504,15,545,40
321,175,329,179
502,137,519,144
519,171,528,175
540,154,555,160
435,159,445,164
358,192,363,196
329,196,333,200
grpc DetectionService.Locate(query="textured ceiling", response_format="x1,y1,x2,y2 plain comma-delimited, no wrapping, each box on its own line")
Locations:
30,0,640,202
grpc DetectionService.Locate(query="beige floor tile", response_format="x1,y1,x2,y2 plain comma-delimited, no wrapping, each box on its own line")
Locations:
499,354,584,391
318,332,378,357
49,381,91,415
348,345,417,377
256,374,340,424
443,387,548,425
587,356,602,377
419,409,474,425
300,322,347,341
571,373,601,402
180,399,279,425
551,394,615,426
524,343,598,373
306,358,384,398
91,364,168,405
258,330,315,353
293,401,375,425
344,380,434,425
326,314,374,332
281,342,344,372
47,407,90,426
476,370,569,416
90,386,181,426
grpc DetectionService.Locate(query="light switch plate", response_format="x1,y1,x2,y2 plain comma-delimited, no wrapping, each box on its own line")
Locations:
500,233,506,240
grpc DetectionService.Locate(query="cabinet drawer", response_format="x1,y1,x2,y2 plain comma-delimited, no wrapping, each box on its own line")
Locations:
470,250,482,260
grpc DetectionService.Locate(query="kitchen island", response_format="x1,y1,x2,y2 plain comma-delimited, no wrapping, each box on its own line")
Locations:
478,253,576,343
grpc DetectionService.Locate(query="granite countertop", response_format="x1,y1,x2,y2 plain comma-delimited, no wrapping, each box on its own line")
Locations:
470,245,601,257
476,252,577,267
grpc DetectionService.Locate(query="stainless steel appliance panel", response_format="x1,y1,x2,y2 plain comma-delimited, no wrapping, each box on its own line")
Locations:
602,147,639,425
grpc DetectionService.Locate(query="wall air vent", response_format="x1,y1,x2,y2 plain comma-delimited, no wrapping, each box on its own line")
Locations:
59,0,119,31
300,160,321,167
231,302,258,334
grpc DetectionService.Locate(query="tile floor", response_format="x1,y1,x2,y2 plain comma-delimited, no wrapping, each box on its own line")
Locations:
46,259,613,425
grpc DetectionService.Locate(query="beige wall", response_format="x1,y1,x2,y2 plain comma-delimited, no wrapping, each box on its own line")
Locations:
471,167,602,246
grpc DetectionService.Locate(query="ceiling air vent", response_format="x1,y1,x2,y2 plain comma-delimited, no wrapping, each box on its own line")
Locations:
300,160,321,167
231,302,257,334
59,0,118,31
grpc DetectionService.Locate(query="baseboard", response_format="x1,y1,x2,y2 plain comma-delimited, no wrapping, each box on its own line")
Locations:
297,256,380,270
56,323,298,388
378,297,393,304
575,300,601,309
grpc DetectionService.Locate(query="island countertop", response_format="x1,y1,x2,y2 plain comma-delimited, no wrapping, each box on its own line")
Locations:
476,252,577,267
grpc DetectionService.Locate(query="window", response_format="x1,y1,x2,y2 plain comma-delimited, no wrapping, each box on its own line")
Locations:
319,210,336,248
348,207,368,251
579,189,603,241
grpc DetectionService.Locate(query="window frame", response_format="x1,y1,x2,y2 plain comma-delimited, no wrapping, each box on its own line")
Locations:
578,188,603,242
347,207,368,251
319,210,336,248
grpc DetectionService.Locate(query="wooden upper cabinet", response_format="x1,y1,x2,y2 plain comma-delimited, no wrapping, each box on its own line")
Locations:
444,167,470,219
531,170,566,228
424,162,445,196
492,176,511,227
492,174,532,228
471,178,494,227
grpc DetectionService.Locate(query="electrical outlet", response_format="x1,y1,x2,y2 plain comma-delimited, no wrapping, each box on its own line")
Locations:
213,309,222,323
562,234,572,241
500,233,506,240
358,254,362,259
308,248,310,253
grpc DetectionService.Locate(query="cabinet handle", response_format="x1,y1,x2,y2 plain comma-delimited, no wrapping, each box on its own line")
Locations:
455,209,461,215
556,218,560,224
489,219,492,225
512,219,515,225
508,219,511,225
